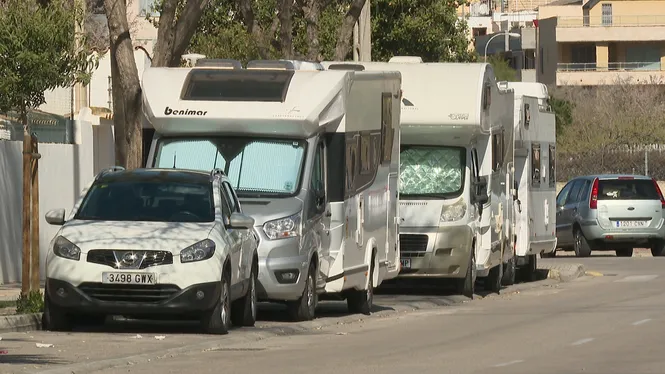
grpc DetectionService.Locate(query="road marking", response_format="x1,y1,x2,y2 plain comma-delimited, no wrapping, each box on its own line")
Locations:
494,360,524,367
585,271,604,277
632,319,652,326
571,338,594,346
615,275,658,283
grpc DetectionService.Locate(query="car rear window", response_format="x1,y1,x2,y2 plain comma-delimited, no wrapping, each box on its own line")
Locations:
597,179,660,201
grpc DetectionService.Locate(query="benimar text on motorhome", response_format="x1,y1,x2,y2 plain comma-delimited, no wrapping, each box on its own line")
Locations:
140,59,402,321
498,81,557,283
323,58,514,298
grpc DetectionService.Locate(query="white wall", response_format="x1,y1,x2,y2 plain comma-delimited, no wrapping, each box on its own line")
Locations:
88,50,152,111
0,118,115,284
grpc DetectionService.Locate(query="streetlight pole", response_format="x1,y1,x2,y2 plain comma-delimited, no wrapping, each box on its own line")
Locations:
483,31,521,62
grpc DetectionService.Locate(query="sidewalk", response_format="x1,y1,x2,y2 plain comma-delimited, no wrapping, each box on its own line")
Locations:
0,283,45,302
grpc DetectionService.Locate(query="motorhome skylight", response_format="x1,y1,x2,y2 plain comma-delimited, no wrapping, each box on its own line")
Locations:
180,69,295,102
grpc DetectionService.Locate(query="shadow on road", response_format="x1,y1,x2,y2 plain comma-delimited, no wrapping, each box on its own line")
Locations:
0,353,65,365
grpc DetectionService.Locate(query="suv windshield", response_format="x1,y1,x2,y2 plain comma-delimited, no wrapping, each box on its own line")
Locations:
75,180,214,223
154,137,306,198
399,145,466,199
598,179,660,201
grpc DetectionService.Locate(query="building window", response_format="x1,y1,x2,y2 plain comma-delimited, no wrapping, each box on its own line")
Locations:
602,4,612,25
139,0,160,16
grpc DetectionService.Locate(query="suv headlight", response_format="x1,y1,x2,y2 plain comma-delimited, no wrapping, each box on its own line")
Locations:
263,212,301,240
53,236,81,261
180,239,216,263
441,200,467,222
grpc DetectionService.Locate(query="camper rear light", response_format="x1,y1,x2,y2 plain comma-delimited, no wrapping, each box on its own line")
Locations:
263,212,302,240
589,178,599,210
441,201,467,222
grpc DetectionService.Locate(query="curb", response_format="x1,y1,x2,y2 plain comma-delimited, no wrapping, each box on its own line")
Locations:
546,263,586,283
0,313,42,333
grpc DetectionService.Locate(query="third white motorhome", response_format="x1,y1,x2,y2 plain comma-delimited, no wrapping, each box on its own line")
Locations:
324,59,514,297
499,82,557,284
141,59,402,321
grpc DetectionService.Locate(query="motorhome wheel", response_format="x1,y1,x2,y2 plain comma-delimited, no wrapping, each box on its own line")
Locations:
347,252,375,315
287,262,317,321
486,260,503,294
456,250,476,299
501,255,516,286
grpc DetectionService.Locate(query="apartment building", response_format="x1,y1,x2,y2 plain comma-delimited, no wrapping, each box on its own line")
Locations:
538,0,665,86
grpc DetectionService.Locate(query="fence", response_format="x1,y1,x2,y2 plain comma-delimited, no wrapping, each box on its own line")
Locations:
557,148,665,182
0,116,115,284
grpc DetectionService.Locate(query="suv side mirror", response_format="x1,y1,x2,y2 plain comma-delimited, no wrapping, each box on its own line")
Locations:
227,212,255,230
45,209,66,226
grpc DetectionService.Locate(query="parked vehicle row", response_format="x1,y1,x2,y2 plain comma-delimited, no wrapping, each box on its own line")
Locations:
41,57,560,334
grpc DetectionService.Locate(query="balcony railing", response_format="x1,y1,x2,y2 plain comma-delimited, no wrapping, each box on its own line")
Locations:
557,15,665,27
557,62,662,71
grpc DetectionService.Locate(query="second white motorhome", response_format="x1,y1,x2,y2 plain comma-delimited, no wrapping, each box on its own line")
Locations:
499,82,557,284
140,59,402,321
324,59,514,297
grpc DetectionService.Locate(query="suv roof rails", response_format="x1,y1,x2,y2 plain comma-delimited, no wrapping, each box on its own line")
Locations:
95,166,125,181
327,63,365,71
210,168,226,181
246,60,296,70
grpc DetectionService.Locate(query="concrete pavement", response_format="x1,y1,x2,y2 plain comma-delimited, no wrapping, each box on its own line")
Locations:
70,256,665,374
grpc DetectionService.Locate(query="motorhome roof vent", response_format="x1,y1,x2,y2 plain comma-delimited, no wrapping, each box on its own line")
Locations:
388,56,423,63
247,60,295,70
195,59,243,69
327,63,365,71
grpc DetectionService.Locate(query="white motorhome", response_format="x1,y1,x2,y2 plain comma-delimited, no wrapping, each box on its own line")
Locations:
140,59,402,321
498,82,557,283
323,59,514,297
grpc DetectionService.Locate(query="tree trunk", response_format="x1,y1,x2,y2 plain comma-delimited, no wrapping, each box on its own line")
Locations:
298,0,320,61
334,0,366,60
236,0,271,58
20,109,31,296
278,0,293,59
105,0,142,169
151,0,210,67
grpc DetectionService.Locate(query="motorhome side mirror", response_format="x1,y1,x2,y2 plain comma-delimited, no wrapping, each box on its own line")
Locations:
45,209,66,226
227,212,255,230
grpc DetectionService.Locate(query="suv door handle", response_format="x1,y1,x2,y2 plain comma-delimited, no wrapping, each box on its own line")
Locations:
325,211,332,217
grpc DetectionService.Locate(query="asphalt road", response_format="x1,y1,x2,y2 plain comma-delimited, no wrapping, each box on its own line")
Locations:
2,252,662,374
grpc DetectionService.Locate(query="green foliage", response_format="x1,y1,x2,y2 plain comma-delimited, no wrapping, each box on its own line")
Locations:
548,95,573,134
0,0,95,118
16,290,44,314
184,0,471,62
487,54,517,81
372,0,473,62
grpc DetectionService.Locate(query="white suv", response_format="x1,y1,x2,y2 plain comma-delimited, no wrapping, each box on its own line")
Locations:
42,167,259,335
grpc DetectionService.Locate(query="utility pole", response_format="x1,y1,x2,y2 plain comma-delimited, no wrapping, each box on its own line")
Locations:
74,0,88,114
352,0,371,61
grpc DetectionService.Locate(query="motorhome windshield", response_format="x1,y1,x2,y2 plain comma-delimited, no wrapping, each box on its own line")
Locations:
399,145,466,199
154,137,307,197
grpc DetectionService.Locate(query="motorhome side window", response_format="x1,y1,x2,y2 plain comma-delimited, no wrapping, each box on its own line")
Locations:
531,143,541,187
345,135,359,196
549,145,556,188
360,133,372,175
491,132,504,172
381,93,394,164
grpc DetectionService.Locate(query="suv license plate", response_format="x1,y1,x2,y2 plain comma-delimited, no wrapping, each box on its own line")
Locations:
102,272,157,285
